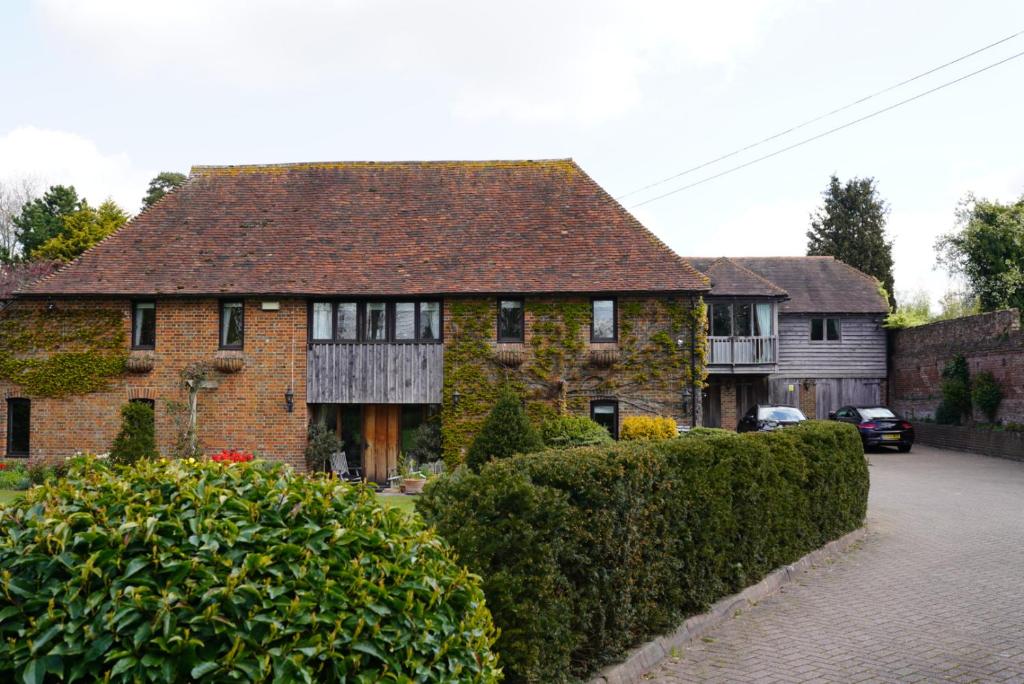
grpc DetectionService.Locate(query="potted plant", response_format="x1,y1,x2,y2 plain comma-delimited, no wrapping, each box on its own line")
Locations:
398,454,428,495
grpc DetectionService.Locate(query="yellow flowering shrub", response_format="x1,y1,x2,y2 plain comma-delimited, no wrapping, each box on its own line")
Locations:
620,415,678,441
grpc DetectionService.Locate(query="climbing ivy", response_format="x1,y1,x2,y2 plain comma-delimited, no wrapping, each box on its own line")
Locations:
441,296,709,466
0,307,127,397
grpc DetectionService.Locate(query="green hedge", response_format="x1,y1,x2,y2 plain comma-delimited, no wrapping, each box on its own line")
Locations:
418,420,868,683
0,457,500,683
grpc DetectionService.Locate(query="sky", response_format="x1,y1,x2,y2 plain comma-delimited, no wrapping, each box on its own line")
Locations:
1,0,1023,307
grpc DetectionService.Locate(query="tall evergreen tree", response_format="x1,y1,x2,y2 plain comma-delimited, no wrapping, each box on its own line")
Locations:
807,175,896,309
466,385,543,471
141,171,186,210
13,185,84,258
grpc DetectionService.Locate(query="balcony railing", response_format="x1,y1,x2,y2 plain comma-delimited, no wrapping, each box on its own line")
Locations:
708,336,777,366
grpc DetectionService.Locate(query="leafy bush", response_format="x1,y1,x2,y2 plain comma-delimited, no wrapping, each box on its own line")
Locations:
619,415,678,440
0,458,499,682
466,385,543,471
936,354,972,425
305,420,342,472
419,421,867,683
971,371,1002,423
680,427,732,438
408,417,442,462
0,463,30,490
109,401,157,465
539,414,613,448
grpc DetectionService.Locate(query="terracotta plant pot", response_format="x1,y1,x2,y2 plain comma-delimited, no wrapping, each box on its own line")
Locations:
403,478,426,495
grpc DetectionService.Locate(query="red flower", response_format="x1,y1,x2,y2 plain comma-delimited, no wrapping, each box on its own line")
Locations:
211,449,254,464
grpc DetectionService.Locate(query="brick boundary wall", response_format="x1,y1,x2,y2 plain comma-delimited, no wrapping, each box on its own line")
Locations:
889,309,1024,423
913,423,1024,462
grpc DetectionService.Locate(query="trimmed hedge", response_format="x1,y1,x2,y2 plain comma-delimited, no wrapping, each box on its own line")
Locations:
418,420,868,683
619,415,677,440
0,458,499,682
540,415,613,448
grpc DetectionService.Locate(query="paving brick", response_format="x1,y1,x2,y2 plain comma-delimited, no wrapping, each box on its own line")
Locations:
645,445,1024,683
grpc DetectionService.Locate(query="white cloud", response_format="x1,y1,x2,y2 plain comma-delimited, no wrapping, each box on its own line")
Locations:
0,127,150,212
34,0,793,123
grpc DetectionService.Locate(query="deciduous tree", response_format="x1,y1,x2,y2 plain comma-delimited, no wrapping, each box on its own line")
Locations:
807,175,896,309
936,193,1024,314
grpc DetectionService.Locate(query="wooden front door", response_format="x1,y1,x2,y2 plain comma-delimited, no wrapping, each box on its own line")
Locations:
362,404,401,484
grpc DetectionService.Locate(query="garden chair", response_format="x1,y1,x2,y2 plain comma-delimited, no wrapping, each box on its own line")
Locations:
329,451,362,484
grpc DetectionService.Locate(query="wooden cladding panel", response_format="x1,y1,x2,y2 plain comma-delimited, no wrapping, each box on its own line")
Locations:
306,343,443,404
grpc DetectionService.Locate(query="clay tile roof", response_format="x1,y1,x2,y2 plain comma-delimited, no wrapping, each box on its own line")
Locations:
684,257,788,298
19,159,709,297
729,257,888,314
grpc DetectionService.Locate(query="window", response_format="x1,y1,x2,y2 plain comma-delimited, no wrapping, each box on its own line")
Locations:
132,301,156,349
753,303,773,336
219,301,244,349
312,302,333,340
590,400,619,439
591,298,616,342
497,299,524,342
309,301,442,343
365,302,388,341
734,303,753,337
810,317,841,341
336,302,358,340
710,303,732,336
395,302,417,340
6,398,30,457
418,302,440,341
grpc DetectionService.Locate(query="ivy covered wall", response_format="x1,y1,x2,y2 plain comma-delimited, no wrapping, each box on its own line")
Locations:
0,302,127,397
441,295,708,464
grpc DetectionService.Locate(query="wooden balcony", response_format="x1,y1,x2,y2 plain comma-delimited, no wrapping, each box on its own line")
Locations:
707,336,777,373
307,343,443,404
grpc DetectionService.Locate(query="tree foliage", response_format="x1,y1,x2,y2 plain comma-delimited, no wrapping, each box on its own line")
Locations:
466,384,543,471
971,371,1002,423
0,177,37,263
141,171,186,210
936,193,1024,314
936,354,972,425
13,184,84,258
807,174,896,309
885,289,932,328
109,401,158,465
34,199,129,262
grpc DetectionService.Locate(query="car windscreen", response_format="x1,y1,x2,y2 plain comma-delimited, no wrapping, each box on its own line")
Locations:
757,407,805,422
859,407,896,419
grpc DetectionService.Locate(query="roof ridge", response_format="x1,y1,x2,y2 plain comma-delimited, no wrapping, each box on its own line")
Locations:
714,257,789,296
190,159,577,175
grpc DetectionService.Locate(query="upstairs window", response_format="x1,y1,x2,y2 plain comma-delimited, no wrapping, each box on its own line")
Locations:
497,299,524,342
310,301,441,343
6,398,30,457
132,301,156,349
591,298,617,342
810,317,841,341
220,301,244,349
710,303,732,337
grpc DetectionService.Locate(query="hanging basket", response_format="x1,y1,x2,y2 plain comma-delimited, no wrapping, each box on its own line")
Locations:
125,353,154,373
494,348,526,367
213,352,245,373
588,349,620,367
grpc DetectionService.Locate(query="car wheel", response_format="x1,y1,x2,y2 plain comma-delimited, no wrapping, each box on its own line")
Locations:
898,444,912,453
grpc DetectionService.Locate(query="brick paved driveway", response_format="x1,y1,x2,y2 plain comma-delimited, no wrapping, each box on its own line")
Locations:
645,445,1024,683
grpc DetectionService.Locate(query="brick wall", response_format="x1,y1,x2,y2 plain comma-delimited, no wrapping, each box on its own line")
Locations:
889,309,1024,423
2,294,700,470
0,298,309,469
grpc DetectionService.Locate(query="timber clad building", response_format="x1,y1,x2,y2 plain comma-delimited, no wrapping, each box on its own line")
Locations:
3,160,711,481
686,256,889,428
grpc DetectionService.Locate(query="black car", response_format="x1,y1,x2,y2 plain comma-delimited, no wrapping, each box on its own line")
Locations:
829,405,914,452
737,404,807,432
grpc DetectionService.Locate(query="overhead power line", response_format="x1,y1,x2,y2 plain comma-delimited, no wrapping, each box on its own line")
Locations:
618,28,1024,202
630,47,1024,209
